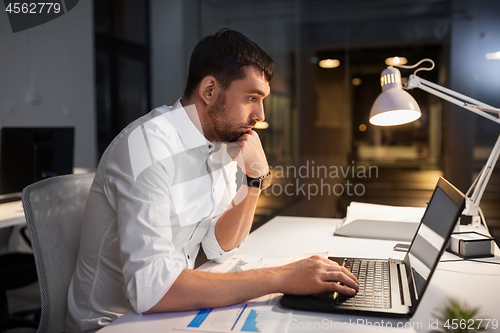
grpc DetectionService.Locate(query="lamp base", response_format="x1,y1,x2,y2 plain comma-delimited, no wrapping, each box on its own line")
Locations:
454,214,488,234
459,214,481,226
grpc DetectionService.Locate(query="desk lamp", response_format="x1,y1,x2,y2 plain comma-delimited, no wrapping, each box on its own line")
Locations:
370,58,500,228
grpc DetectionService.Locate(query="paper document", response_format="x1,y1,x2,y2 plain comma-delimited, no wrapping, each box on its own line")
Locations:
335,202,426,241
174,294,290,333
174,254,324,333
203,254,321,274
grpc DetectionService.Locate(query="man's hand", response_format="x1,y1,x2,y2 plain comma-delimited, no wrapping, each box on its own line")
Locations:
275,255,359,296
227,130,268,179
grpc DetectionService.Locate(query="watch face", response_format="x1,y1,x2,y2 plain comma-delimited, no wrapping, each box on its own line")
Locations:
248,178,262,188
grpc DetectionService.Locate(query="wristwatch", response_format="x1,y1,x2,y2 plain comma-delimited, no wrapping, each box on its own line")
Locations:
245,171,272,190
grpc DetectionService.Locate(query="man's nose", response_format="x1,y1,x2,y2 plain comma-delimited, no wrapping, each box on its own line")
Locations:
251,102,265,123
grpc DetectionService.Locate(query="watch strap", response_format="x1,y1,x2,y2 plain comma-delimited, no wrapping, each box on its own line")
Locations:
245,171,272,190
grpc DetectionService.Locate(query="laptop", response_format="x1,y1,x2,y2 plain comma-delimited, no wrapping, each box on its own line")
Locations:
280,177,465,318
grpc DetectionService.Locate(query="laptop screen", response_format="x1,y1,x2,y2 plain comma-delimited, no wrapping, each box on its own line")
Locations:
406,179,465,300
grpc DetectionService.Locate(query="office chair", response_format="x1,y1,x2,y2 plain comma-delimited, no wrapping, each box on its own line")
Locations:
22,173,94,333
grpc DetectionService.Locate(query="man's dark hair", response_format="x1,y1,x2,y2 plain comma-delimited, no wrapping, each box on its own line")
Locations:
183,28,274,99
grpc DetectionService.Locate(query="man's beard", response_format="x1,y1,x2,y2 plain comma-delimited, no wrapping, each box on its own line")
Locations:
207,91,250,142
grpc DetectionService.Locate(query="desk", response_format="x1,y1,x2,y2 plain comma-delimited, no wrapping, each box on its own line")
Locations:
98,216,500,333
0,200,25,229
0,200,30,253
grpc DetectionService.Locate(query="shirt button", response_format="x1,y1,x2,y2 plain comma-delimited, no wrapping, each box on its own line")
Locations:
208,144,213,149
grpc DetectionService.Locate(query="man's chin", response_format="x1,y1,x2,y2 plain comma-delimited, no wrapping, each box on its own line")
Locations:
220,131,246,143
226,135,242,143
213,126,250,142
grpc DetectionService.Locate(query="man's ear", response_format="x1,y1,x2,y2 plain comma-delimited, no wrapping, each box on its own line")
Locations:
198,76,219,105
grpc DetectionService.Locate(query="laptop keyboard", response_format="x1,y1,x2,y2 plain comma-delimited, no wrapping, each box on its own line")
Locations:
334,259,391,309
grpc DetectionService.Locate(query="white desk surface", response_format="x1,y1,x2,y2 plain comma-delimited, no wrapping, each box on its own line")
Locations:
99,216,500,333
0,200,25,229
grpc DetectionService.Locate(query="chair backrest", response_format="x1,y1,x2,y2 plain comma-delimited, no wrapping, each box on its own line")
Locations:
22,173,94,333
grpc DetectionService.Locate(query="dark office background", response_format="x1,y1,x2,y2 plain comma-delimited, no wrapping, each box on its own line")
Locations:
1,0,499,253
1,1,500,330
89,0,500,239
2,0,498,231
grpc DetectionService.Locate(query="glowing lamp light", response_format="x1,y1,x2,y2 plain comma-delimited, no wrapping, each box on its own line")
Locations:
369,109,421,126
254,121,269,129
385,56,408,66
485,51,500,60
319,59,340,68
369,66,421,126
352,78,362,86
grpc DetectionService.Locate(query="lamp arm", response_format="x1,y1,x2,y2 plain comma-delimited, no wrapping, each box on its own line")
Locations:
469,132,500,206
407,74,500,224
413,76,500,113
419,84,500,124
407,75,500,124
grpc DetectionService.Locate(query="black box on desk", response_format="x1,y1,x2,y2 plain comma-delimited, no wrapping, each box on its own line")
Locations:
449,232,494,259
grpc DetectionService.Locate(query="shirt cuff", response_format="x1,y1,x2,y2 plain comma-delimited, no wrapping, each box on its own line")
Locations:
128,257,184,314
202,215,248,264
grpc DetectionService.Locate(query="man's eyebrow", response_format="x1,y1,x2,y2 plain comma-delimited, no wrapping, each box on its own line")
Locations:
246,89,269,97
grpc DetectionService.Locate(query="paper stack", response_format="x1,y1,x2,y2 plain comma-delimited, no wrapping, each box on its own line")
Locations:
335,202,427,241
449,232,494,258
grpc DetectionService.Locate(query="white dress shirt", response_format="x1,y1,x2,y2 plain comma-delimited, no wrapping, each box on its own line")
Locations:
66,99,246,332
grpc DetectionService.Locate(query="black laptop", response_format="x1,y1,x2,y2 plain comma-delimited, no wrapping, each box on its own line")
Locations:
280,177,465,318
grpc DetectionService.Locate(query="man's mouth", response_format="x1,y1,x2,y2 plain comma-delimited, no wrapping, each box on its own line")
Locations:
242,122,256,132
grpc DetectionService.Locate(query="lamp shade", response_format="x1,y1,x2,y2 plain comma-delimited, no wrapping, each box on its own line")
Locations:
369,66,421,126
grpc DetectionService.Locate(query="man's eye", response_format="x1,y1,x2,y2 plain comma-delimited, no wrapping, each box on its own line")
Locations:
249,97,256,102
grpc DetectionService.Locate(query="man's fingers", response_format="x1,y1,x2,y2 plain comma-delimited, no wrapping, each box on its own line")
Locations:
329,282,357,296
309,255,340,267
279,256,363,296
340,266,359,284
323,271,359,290
319,258,358,285
226,143,241,160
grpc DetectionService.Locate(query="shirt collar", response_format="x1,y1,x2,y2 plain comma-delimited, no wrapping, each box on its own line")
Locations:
168,99,215,153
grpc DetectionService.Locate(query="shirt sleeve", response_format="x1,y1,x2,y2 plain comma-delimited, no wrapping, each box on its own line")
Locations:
104,118,184,314
201,154,247,263
202,214,248,263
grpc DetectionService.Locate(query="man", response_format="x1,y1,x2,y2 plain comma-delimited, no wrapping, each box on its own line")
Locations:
67,28,358,332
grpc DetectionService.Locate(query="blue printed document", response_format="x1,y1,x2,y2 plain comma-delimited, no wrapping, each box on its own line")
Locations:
174,294,291,333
